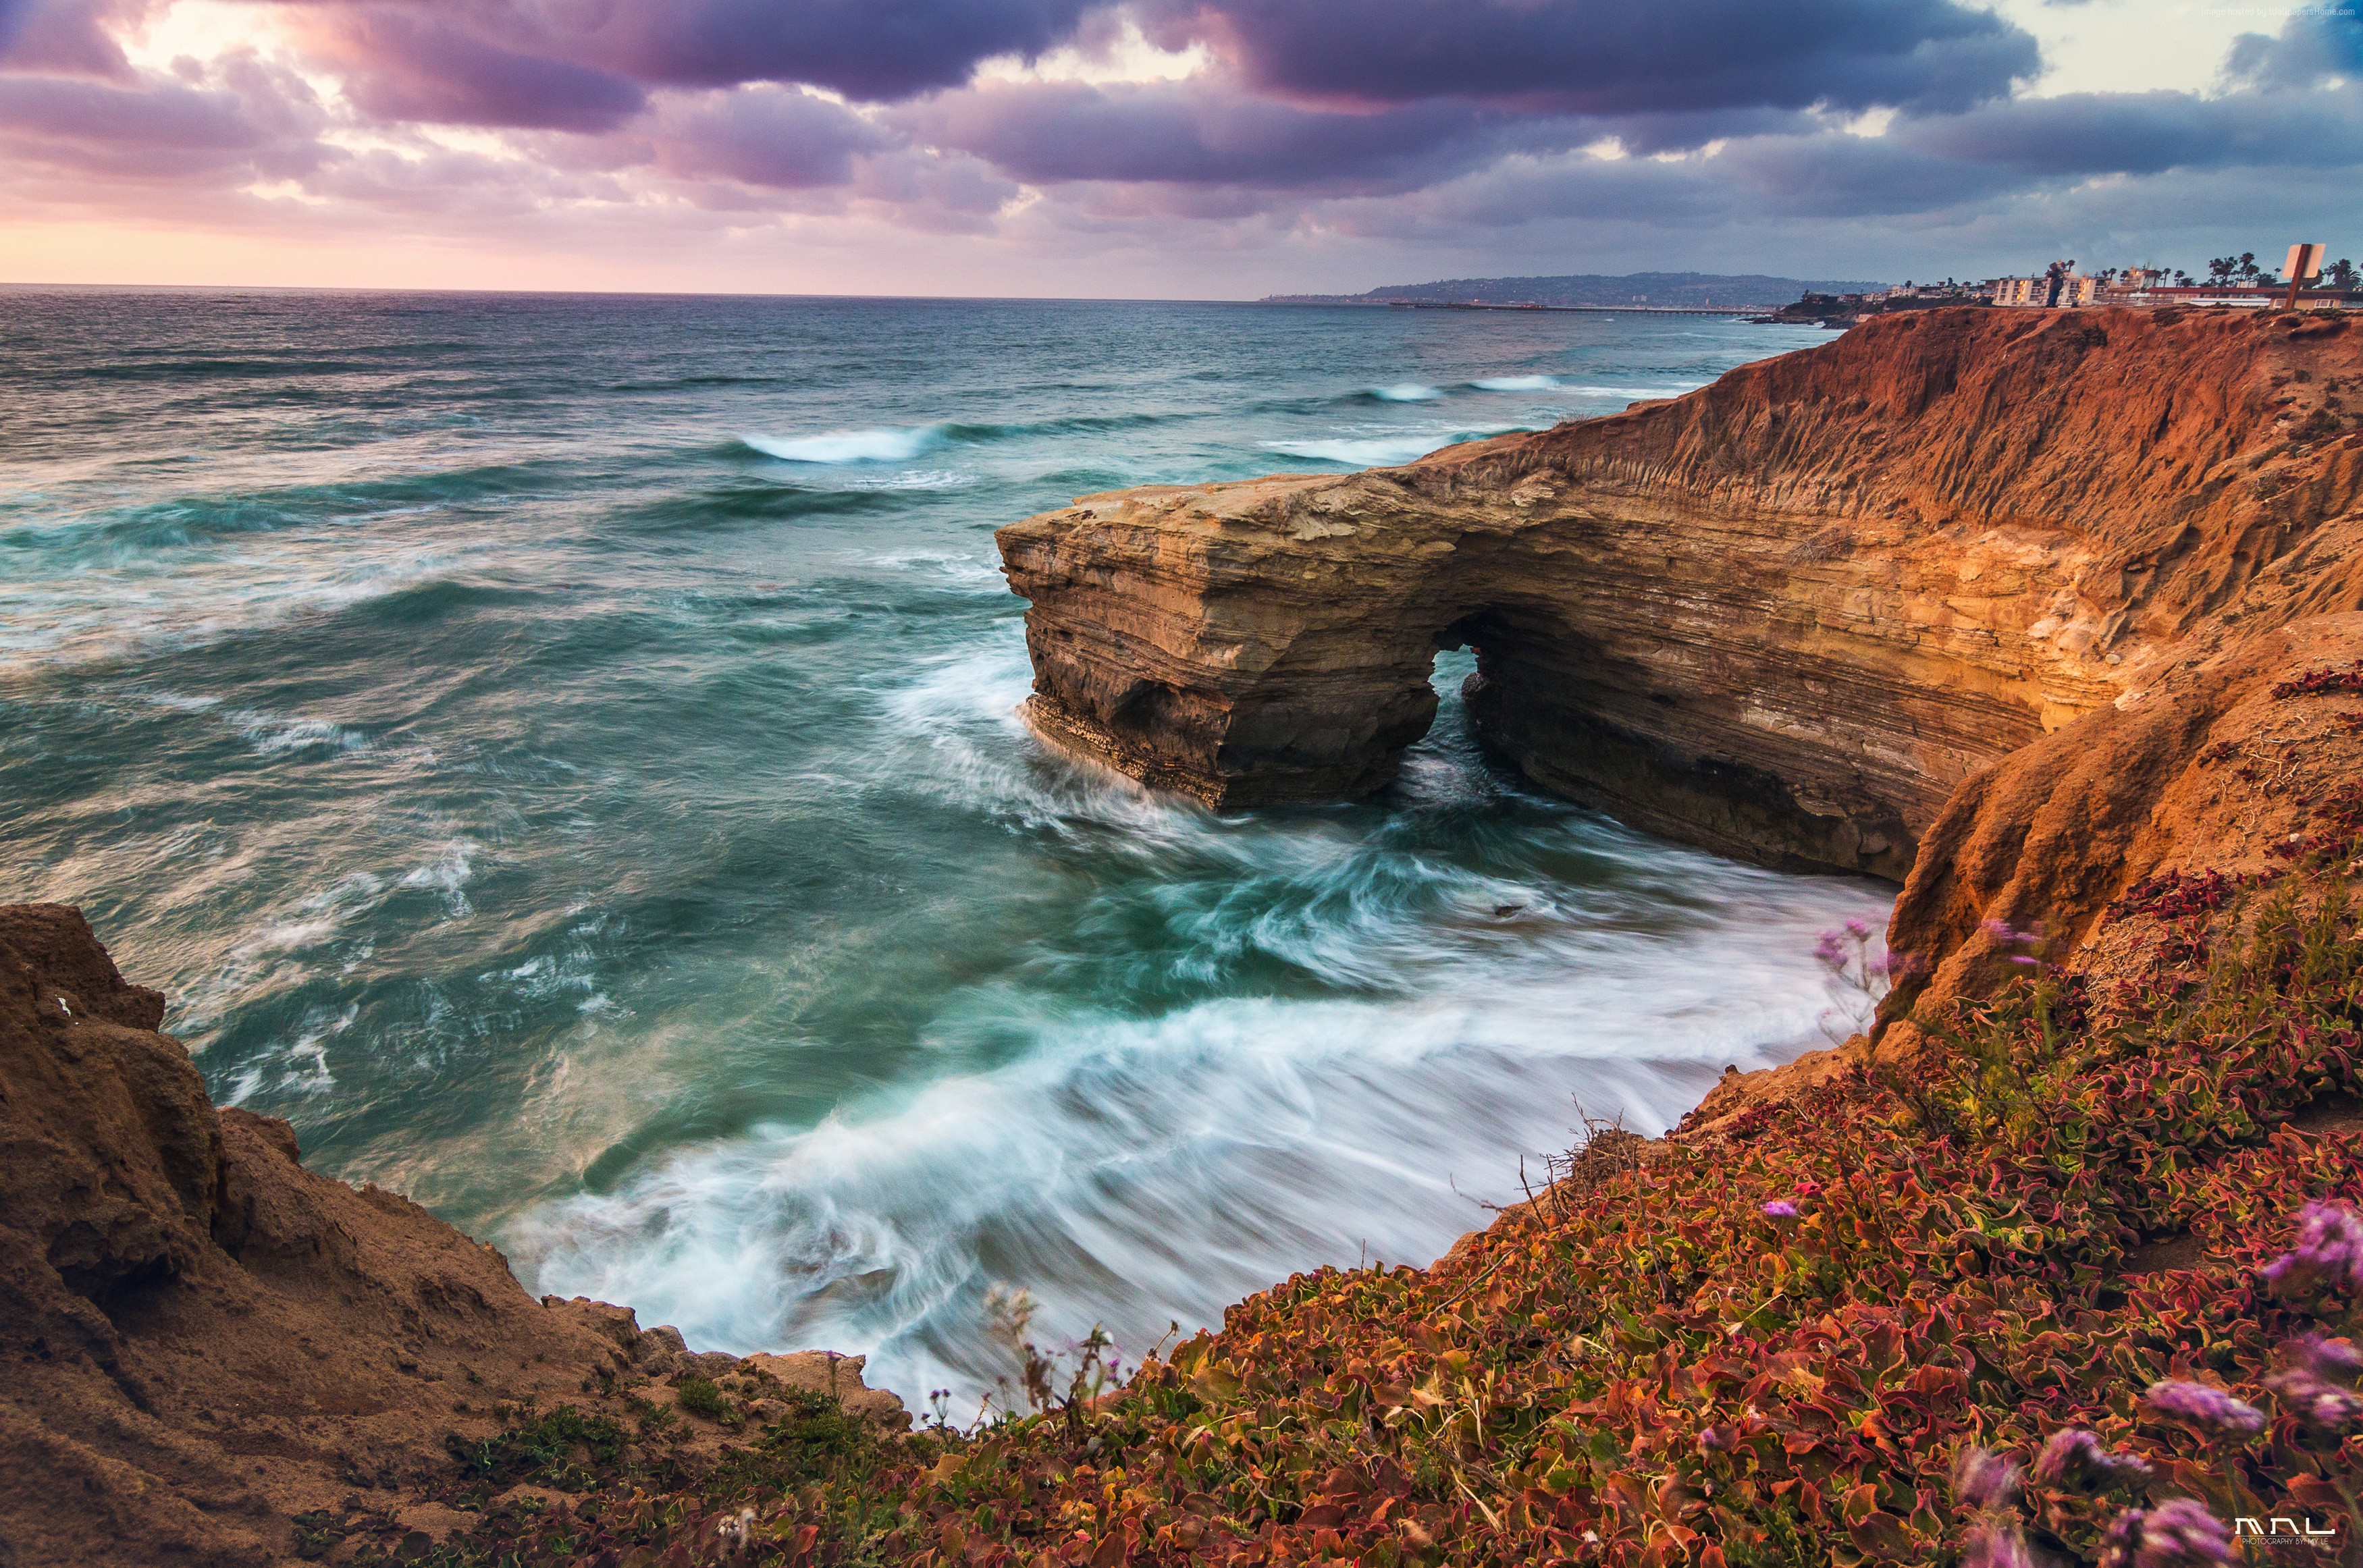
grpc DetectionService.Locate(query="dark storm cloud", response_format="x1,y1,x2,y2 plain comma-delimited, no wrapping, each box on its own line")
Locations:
1138,0,2039,114
905,78,1533,190
246,0,2042,130
554,0,1100,101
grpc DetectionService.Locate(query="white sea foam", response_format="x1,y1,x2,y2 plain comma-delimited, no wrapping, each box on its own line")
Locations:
741,427,942,464
1259,433,1480,468
1371,383,1443,402
1567,383,1705,400
1471,375,1562,391
512,867,1886,1405
510,641,1894,1405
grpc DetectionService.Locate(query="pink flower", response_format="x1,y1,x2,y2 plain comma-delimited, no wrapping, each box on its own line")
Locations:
1761,1200,1799,1219
2269,1370,2363,1430
2034,1427,2153,1491
2100,1500,2233,1568
2293,1332,2363,1383
2261,1201,2363,1299
1963,1521,2035,1568
1950,1445,2022,1512
1844,917,1871,939
2144,1380,2264,1436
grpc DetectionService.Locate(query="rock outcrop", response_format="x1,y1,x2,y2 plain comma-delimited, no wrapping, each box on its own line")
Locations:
999,307,2363,880
0,904,904,1567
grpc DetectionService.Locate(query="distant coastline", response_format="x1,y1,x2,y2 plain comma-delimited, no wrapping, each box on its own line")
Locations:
1264,269,1887,310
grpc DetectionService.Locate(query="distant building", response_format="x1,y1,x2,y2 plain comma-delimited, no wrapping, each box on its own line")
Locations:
1991,263,2352,310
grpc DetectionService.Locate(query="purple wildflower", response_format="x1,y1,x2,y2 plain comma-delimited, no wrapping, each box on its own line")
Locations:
2106,1499,2234,1568
2293,1332,2363,1384
2034,1427,2153,1491
2260,1201,2363,1299
1962,1521,2036,1568
1844,917,1871,940
1813,930,1850,971
2144,1379,2265,1436
1761,1200,1799,1219
1950,1444,2022,1512
2268,1370,2363,1430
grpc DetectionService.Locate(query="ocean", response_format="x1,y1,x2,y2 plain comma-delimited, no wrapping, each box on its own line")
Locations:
0,288,1891,1405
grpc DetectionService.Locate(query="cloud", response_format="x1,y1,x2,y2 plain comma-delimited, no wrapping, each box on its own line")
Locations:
641,86,894,190
553,0,1102,101
0,0,2354,294
0,51,324,182
2223,5,2363,91
904,76,1536,192
1136,0,2039,115
0,0,149,77
290,7,647,131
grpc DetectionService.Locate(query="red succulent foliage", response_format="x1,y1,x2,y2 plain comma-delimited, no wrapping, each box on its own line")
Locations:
2271,662,2363,700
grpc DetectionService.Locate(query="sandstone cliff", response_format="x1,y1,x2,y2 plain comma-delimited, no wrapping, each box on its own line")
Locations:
0,904,903,1567
999,307,2363,883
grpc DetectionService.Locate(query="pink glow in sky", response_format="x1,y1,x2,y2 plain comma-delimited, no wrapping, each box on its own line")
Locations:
0,0,2356,296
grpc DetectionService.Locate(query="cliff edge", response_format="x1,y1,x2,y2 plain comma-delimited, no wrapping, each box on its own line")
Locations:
0,904,903,1567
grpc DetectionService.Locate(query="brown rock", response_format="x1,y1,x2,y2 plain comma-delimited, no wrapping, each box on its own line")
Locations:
999,307,2363,877
743,1351,912,1430
0,906,884,1566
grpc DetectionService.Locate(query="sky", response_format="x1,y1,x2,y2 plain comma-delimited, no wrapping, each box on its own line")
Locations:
0,0,2356,297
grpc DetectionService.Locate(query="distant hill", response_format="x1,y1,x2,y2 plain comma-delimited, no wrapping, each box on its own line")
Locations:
1264,271,1888,309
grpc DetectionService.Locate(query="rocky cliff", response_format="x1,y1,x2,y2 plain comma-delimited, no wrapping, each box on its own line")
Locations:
0,904,904,1567
999,307,2363,882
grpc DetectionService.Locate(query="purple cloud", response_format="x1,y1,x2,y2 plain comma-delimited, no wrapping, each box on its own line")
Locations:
647,87,893,190
296,7,647,132
1139,0,2038,115
906,77,1534,191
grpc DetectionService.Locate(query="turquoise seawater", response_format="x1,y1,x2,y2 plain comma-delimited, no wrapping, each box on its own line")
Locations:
0,290,1890,1403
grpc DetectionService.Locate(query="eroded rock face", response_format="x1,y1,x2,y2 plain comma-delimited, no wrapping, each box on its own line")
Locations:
999,308,2363,877
0,907,905,1568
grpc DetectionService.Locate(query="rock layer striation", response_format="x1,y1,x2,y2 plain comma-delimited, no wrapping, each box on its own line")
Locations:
999,307,2363,879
